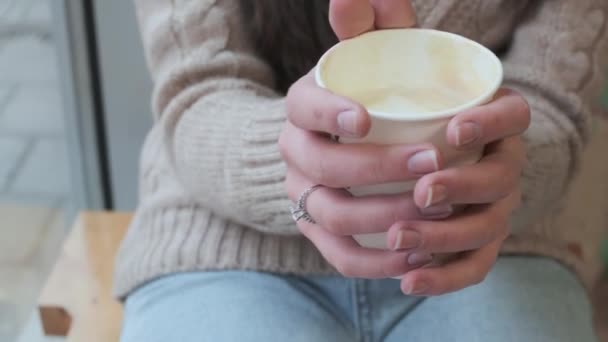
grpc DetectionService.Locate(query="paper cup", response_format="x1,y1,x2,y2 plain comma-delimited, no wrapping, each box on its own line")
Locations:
315,29,503,249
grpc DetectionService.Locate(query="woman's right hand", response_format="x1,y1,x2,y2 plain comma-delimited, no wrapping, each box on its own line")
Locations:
280,0,442,278
279,0,431,279
280,71,449,279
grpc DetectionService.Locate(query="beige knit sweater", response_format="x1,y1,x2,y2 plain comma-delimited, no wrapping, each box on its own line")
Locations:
114,0,608,298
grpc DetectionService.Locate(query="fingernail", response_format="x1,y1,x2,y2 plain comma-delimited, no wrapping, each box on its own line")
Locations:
420,204,453,217
424,184,448,208
408,252,433,266
456,122,480,146
404,280,430,295
337,110,359,136
393,230,422,250
408,150,439,174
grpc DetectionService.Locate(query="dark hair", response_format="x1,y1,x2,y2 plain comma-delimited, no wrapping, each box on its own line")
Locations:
239,0,337,93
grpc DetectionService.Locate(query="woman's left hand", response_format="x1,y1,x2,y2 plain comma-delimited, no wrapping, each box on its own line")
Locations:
387,88,531,296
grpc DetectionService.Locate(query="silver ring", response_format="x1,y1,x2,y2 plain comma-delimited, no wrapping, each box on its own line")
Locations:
290,185,323,224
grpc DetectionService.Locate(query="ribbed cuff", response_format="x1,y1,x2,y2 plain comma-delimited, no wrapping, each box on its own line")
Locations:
503,75,585,234
113,205,335,299
170,85,298,236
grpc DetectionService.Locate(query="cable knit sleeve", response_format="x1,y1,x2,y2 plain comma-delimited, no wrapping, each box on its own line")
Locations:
134,0,297,234
501,0,608,232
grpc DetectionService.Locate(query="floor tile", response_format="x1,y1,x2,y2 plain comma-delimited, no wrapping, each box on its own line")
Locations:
0,136,29,189
0,37,59,83
17,310,65,342
29,208,67,276
0,206,67,342
0,292,21,341
0,85,64,136
10,138,70,196
0,205,57,266
0,266,43,341
1,1,73,341
0,204,67,342
15,211,67,342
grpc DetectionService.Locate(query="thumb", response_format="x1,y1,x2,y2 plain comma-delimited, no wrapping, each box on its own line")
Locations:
329,0,374,40
370,0,417,29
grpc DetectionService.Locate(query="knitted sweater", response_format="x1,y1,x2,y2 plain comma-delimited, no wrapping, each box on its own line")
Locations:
114,0,608,298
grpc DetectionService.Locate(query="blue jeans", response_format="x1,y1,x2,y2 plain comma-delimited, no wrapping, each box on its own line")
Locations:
121,257,596,342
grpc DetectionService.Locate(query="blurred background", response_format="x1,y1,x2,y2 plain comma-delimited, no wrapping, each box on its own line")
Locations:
0,1,607,341
1,0,150,340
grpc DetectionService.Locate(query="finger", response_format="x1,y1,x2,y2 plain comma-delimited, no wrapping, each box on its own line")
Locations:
388,192,519,253
286,72,371,137
298,220,432,278
447,88,531,149
329,0,375,40
280,123,442,188
370,0,417,28
413,136,525,208
400,239,501,296
286,169,452,236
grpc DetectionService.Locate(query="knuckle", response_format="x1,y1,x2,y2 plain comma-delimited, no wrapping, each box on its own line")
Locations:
323,212,348,235
467,264,488,286
516,95,532,118
488,107,503,128
360,148,393,184
487,169,510,200
312,107,326,126
496,174,517,200
391,198,411,223
380,262,393,279
335,260,357,278
513,138,528,167
498,224,511,240
508,89,532,128
285,91,299,121
381,255,404,278
312,155,332,185
434,289,447,296
428,282,447,296
431,228,450,251
512,188,523,208
479,224,498,245
311,152,342,188
364,156,387,184
514,135,526,151
296,220,312,235
482,210,502,230
496,188,513,202
473,272,487,285
286,77,304,101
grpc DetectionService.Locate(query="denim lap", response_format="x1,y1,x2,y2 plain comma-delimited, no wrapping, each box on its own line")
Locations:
121,257,596,342
383,257,596,342
121,271,356,342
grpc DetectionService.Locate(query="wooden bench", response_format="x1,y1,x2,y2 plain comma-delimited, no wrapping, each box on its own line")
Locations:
38,212,131,342
35,211,608,341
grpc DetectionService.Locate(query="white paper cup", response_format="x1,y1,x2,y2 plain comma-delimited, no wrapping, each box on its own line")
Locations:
315,29,503,249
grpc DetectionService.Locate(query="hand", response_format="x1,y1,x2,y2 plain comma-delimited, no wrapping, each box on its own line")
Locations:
387,88,531,296
329,0,417,39
280,0,429,279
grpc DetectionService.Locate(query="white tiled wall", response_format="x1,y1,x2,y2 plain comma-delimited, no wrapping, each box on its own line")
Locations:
0,0,71,340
